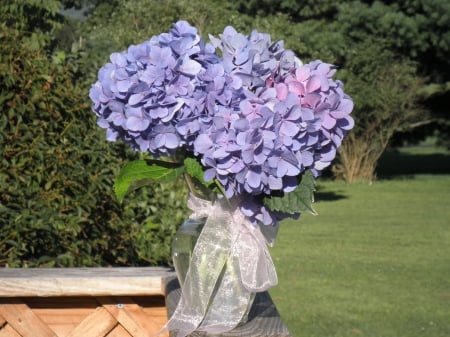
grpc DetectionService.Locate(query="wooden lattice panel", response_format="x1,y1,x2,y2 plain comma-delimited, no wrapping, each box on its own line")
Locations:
0,295,168,337
0,268,174,337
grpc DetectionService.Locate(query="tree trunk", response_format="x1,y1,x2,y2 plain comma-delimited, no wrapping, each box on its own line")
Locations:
333,132,390,183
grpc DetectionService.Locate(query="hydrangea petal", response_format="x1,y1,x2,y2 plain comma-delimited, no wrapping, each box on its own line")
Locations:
306,75,322,92
194,134,213,153
246,169,261,188
322,114,337,129
179,57,202,75
126,116,150,131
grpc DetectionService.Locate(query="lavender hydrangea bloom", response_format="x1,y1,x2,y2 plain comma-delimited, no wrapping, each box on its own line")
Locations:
90,22,354,226
89,21,220,156
274,60,355,175
191,28,353,225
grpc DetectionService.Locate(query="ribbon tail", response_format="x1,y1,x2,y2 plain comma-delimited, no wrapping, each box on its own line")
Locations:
198,253,253,333
237,222,278,292
166,198,233,336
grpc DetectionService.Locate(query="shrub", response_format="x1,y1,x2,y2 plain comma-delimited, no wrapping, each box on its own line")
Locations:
0,25,187,267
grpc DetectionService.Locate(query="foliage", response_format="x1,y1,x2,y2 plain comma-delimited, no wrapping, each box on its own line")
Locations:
338,0,450,149
338,0,450,80
1,0,63,34
263,170,317,215
230,0,339,20
0,4,188,267
114,160,184,203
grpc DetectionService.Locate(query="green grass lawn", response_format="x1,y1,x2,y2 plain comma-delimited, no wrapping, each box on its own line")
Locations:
269,175,450,337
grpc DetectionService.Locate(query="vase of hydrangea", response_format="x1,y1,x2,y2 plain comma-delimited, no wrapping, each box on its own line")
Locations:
89,20,354,337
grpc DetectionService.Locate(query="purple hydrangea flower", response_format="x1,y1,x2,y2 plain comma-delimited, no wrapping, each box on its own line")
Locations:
89,20,220,156
90,22,354,226
191,28,353,225
274,60,354,175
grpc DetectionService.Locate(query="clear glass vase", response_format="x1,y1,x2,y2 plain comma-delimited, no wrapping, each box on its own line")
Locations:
171,217,205,287
171,216,256,325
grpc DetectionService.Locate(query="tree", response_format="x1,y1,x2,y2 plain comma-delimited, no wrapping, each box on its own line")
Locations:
332,41,424,181
337,0,450,148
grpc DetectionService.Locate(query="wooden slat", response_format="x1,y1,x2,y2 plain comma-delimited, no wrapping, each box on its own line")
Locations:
130,297,168,330
99,297,168,337
0,268,174,297
120,302,167,337
106,324,133,337
0,312,6,327
66,307,117,337
0,324,22,337
0,300,57,337
139,307,167,328
28,299,97,337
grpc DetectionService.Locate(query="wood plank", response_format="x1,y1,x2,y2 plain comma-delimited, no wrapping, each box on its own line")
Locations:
120,301,168,337
0,300,57,337
66,307,117,337
0,324,22,337
99,297,168,337
0,268,174,297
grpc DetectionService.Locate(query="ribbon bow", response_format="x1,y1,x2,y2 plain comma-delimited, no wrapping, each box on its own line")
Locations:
165,194,278,336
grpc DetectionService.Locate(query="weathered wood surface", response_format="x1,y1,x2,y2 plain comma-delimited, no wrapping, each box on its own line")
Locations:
0,267,174,297
165,277,292,337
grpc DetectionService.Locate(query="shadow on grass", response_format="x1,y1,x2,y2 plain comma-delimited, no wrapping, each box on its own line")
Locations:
377,150,450,178
315,187,347,202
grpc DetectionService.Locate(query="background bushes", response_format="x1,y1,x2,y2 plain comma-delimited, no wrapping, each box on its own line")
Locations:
0,24,188,267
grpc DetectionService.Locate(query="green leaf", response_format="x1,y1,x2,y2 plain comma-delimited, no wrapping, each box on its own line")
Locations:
183,157,219,198
263,170,317,215
183,157,211,187
114,160,184,202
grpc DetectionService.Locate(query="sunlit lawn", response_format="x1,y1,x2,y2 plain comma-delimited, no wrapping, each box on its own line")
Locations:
270,174,450,337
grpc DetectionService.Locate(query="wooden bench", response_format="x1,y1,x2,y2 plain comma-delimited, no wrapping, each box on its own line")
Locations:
0,268,291,337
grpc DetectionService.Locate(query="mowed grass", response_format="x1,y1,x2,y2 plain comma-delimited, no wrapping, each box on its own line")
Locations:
269,175,450,337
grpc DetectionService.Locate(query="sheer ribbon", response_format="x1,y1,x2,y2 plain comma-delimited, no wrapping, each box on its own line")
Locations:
165,194,278,336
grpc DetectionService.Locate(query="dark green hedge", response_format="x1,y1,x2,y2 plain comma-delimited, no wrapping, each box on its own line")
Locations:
0,26,188,267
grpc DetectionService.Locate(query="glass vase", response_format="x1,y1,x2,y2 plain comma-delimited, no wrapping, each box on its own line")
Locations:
171,217,205,287
171,216,256,325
